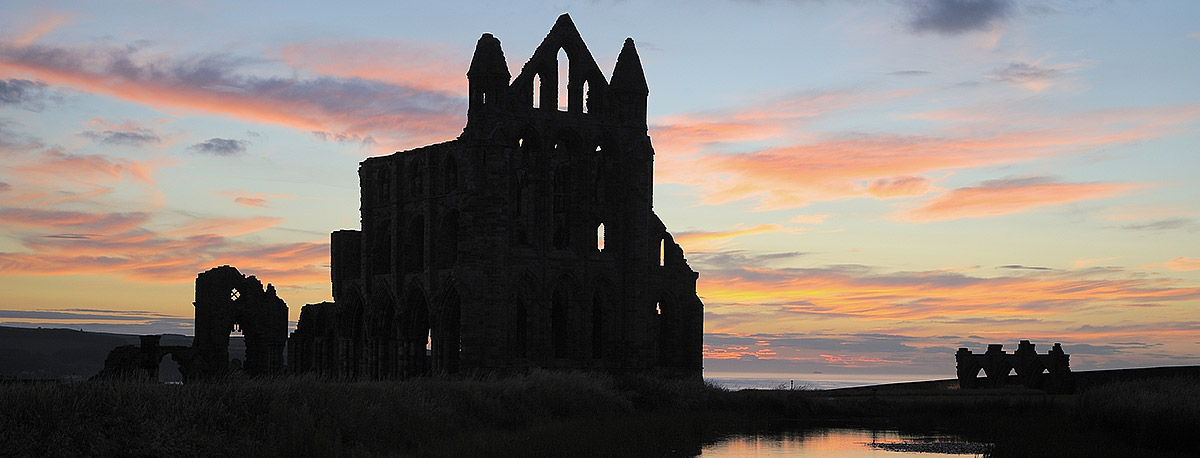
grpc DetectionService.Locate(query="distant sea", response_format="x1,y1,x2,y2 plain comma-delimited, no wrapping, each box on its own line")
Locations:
704,372,946,390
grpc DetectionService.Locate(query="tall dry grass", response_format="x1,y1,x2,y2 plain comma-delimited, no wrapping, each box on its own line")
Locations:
0,371,721,457
1071,375,1200,455
3,372,1197,457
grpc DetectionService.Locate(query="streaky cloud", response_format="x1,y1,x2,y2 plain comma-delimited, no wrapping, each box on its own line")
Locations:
1120,218,1193,231
0,207,150,233
698,261,1200,322
998,264,1053,270
43,234,98,240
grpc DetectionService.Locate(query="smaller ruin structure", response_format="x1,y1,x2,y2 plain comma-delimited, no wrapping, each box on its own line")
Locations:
93,335,194,382
955,340,1073,393
96,266,288,381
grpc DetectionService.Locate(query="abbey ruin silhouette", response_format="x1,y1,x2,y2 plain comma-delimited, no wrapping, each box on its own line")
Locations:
286,14,704,378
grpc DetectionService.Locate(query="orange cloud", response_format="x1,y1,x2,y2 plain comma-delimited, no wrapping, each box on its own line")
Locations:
900,177,1140,222
0,217,329,285
696,262,1200,322
673,224,790,252
0,240,329,285
1165,257,1200,272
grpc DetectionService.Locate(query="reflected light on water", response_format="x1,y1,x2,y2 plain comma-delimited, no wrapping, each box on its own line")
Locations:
701,429,986,457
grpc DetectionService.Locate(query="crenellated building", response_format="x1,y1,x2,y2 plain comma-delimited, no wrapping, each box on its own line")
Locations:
288,14,703,379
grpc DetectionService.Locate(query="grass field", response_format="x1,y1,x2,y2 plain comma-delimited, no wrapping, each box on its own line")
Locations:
1,371,1197,457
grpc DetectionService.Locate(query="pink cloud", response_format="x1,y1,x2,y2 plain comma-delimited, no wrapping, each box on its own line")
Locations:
1165,257,1200,272
11,12,73,46
650,89,915,157
653,90,1198,211
221,190,295,208
900,177,1140,222
867,176,936,198
165,216,285,238
233,197,268,207
278,39,468,94
0,41,467,150
988,60,1084,92
34,150,158,185
2,139,169,197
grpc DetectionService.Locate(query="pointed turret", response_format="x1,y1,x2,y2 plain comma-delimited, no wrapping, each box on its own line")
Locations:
610,38,648,125
467,33,510,124
610,38,648,95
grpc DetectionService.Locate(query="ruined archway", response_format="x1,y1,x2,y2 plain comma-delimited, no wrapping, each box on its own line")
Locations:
590,278,615,359
191,266,287,378
401,287,430,377
432,287,462,374
551,282,571,358
656,292,683,368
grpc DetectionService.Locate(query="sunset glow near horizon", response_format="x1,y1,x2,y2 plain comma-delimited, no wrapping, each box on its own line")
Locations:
1,1,1198,380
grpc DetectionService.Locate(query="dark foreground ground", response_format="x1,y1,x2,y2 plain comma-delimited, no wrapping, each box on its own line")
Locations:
2,368,1198,458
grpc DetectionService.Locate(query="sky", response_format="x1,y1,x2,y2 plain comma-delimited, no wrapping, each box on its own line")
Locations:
1,0,1198,381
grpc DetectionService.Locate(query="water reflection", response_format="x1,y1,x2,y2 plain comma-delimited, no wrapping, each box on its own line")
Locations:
701,428,988,457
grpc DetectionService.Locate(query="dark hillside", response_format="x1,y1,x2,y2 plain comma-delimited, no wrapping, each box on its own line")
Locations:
0,326,241,380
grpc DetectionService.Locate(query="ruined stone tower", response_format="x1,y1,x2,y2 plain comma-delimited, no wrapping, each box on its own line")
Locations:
288,14,703,378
